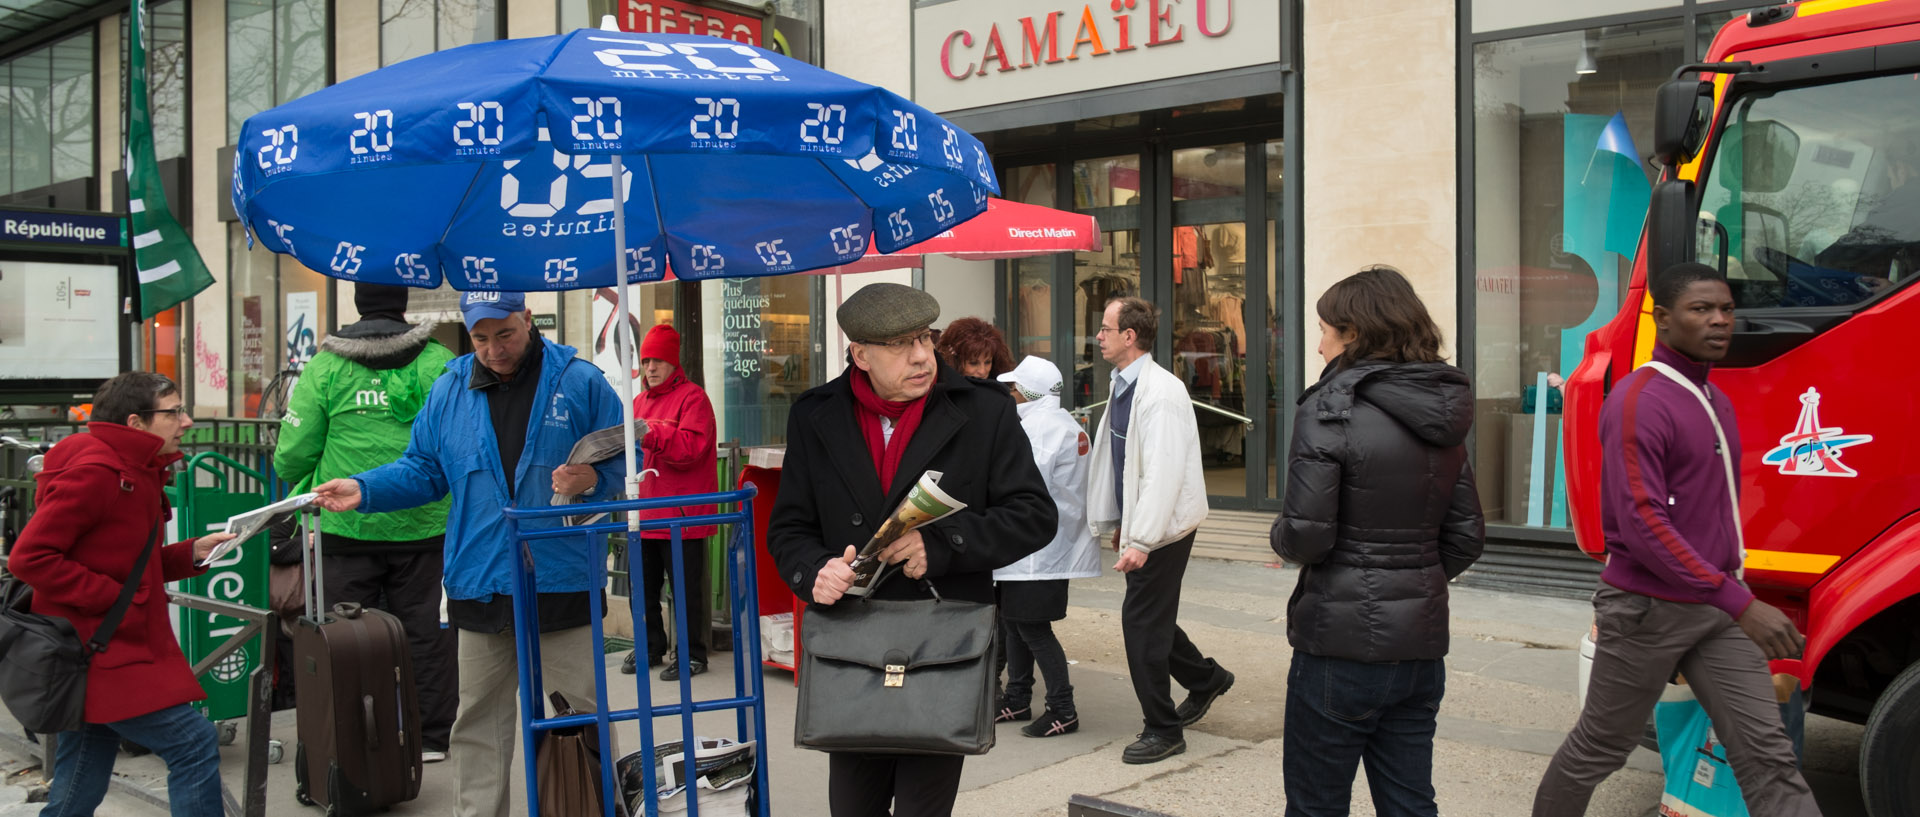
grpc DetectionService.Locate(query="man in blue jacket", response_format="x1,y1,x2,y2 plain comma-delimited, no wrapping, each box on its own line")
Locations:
314,291,626,817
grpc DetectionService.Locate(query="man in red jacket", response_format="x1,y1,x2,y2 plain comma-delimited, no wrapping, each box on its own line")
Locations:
620,324,720,681
10,372,236,816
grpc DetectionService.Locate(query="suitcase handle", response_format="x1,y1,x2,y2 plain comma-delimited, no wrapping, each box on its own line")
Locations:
363,694,379,752
333,602,363,620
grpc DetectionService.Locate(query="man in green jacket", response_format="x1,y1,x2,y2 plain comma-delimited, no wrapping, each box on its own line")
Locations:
273,283,458,763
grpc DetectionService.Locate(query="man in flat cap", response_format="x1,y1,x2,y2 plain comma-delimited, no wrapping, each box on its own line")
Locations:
767,283,1057,817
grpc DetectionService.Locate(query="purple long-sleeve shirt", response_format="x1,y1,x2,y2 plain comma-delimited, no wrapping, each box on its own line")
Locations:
1597,342,1754,620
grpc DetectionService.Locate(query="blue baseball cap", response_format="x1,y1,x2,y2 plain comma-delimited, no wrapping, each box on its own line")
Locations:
460,291,527,330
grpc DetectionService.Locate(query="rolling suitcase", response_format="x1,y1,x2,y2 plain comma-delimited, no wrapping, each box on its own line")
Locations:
291,507,423,815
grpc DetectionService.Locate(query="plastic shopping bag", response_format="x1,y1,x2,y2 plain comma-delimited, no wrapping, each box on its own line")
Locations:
1655,693,1748,817
1653,675,1806,817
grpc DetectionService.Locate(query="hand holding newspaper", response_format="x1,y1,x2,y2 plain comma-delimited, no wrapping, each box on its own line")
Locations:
552,417,649,526
204,492,318,567
844,470,968,597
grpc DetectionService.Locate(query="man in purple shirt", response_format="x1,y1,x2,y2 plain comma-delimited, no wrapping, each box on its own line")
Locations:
1532,264,1821,817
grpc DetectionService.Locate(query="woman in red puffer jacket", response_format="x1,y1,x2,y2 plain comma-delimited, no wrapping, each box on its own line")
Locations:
620,324,719,681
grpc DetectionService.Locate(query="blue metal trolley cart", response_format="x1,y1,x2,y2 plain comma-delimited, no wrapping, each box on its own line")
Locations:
504,485,769,817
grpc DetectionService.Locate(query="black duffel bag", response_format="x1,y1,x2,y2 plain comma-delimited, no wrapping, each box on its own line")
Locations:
0,520,160,734
795,584,997,756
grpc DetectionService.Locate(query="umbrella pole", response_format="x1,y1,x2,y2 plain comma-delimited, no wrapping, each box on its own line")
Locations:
611,153,641,533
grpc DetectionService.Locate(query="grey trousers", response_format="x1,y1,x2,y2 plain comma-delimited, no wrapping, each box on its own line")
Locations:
452,626,600,817
1532,584,1821,817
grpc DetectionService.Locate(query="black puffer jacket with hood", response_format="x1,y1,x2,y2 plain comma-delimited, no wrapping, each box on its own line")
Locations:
1271,359,1485,663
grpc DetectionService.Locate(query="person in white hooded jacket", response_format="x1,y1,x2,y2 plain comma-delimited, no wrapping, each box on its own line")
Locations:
992,356,1102,738
1085,296,1233,766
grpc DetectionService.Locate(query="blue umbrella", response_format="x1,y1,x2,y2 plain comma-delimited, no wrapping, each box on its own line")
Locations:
231,21,999,513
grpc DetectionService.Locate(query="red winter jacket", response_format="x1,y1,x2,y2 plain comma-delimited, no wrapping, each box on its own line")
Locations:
632,370,719,540
9,422,210,724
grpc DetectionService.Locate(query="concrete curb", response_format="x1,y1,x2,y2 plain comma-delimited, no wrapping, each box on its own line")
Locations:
0,729,170,813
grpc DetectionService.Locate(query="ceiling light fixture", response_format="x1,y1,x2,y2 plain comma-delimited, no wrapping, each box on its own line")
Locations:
1575,38,1599,75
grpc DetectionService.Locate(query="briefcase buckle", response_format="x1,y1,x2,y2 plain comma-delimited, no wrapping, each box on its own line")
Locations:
884,664,906,687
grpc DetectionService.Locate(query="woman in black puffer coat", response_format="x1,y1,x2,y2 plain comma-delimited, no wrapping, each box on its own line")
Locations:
1271,265,1484,817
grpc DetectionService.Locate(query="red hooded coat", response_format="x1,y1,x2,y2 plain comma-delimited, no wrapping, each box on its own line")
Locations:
631,369,719,540
9,422,211,724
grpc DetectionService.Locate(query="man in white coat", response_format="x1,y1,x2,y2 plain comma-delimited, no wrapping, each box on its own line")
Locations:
993,356,1102,738
1087,296,1233,765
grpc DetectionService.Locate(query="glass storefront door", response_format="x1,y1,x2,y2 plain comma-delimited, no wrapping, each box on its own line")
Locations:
1000,127,1286,510
1170,144,1252,501
1071,154,1142,405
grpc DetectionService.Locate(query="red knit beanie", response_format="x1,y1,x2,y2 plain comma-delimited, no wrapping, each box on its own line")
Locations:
640,324,681,366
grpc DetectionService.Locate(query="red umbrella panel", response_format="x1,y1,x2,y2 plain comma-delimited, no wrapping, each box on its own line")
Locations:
823,197,1104,273
653,198,1101,281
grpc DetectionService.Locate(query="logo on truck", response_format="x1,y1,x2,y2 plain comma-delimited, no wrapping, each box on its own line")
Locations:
1763,387,1873,477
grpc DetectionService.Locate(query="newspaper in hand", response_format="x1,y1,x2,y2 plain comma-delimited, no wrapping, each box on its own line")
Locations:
206,492,317,567
551,417,648,526
844,470,968,597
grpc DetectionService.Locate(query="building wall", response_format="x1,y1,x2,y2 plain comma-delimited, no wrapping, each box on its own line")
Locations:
1301,0,1460,369
189,0,229,413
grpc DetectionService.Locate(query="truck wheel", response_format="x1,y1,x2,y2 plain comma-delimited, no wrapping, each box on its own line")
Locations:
1861,659,1920,817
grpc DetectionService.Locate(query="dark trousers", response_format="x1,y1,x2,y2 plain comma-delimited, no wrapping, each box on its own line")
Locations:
323,550,458,752
827,752,965,817
1120,531,1225,738
1002,618,1074,715
639,535,709,663
1533,584,1818,817
1283,652,1445,817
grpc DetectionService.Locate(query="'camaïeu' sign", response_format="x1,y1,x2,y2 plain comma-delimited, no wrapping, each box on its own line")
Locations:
912,0,1280,114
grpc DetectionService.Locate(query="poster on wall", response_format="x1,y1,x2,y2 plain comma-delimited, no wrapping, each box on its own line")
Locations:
590,286,641,392
286,291,318,369
241,297,266,415
0,261,120,381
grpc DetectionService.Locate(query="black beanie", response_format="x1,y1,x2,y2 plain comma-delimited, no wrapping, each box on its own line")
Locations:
354,283,410,323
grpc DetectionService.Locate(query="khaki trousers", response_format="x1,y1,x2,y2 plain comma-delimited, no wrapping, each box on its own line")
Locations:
452,625,599,817
1532,584,1820,817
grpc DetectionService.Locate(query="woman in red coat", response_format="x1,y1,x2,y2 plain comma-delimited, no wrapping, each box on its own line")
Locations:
9,372,235,817
620,324,720,681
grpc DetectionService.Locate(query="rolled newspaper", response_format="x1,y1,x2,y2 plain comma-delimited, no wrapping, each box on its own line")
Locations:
845,470,968,597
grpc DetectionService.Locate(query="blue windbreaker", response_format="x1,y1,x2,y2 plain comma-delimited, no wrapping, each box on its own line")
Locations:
354,337,626,601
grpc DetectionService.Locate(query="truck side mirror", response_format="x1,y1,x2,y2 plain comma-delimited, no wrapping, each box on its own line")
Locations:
1646,179,1697,276
1653,80,1714,167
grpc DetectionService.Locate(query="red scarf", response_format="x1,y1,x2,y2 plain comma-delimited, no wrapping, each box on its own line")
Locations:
851,368,928,493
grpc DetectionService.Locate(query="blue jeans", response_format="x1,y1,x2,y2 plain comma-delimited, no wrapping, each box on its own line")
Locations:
42,703,223,817
1284,652,1445,817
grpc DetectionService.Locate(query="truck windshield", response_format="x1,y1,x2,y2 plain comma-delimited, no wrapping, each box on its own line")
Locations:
1696,72,1920,309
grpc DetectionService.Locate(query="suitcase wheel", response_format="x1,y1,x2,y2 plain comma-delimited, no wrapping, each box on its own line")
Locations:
217,722,239,746
294,742,314,806
267,739,284,765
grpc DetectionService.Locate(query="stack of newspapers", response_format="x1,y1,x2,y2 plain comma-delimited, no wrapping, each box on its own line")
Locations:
616,736,756,816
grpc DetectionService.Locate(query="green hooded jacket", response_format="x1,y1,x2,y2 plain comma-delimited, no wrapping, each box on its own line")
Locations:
274,322,455,547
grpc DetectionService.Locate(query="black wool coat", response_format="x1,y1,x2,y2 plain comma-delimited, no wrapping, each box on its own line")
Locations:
1272,359,1486,663
768,361,1057,607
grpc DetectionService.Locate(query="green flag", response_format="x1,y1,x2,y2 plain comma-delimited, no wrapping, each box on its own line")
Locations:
128,0,214,320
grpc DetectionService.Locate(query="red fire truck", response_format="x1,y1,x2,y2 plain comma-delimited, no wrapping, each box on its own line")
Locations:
1562,1,1920,812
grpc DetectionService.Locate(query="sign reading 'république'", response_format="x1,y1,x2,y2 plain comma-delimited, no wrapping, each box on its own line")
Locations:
0,209,126,248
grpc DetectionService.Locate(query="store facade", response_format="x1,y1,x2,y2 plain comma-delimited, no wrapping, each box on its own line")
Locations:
4,0,1765,552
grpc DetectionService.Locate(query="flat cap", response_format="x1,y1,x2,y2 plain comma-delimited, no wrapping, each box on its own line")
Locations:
838,283,940,343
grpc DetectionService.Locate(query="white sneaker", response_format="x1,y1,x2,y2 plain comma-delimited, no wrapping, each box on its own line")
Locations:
422,750,448,764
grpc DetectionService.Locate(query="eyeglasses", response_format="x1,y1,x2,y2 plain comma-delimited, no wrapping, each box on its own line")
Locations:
1096,325,1125,337
137,407,188,419
861,330,936,352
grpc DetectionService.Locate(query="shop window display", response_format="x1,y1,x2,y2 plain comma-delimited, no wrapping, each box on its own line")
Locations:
1472,19,1681,527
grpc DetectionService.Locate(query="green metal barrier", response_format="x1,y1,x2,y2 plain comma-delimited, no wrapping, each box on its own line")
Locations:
167,451,272,726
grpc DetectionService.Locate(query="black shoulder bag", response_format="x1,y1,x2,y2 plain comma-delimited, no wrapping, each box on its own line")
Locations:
795,565,999,755
0,518,163,734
